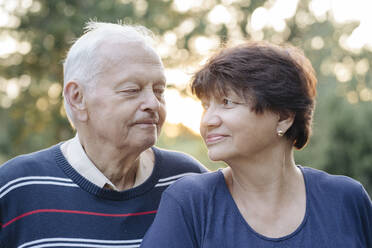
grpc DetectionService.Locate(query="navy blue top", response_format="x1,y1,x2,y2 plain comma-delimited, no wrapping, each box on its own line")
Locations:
141,167,372,248
0,144,207,248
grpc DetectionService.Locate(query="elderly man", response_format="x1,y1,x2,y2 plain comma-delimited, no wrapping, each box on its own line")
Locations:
0,21,207,247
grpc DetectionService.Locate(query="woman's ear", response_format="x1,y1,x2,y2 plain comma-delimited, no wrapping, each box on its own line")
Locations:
276,112,295,136
64,81,88,122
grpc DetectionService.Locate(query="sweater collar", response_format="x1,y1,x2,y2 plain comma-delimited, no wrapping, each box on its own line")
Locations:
54,143,162,201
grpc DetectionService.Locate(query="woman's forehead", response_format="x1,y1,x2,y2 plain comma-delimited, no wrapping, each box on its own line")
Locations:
200,87,243,101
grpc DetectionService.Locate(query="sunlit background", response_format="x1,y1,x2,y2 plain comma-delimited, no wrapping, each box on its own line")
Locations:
0,0,372,194
162,0,372,135
1,0,372,134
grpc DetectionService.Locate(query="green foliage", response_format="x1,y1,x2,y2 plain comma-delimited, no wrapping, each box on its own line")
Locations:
323,98,372,192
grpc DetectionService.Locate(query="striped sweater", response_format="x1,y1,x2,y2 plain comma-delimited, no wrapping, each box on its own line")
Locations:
0,144,207,248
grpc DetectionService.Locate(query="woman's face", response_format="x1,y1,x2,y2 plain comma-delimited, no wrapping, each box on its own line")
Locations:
200,89,281,164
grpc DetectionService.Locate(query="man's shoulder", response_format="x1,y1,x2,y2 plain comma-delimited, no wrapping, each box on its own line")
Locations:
0,144,60,182
153,146,208,174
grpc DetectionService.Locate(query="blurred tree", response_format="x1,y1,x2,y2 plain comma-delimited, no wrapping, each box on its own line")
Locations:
322,97,372,192
0,0,371,195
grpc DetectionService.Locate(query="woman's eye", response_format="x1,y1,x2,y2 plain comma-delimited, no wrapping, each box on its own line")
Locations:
222,98,233,106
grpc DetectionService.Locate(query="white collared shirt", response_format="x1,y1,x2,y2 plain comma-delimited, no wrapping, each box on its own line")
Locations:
60,134,118,191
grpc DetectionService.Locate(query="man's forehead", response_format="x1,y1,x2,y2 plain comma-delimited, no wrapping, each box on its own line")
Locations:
98,39,160,64
86,46,160,82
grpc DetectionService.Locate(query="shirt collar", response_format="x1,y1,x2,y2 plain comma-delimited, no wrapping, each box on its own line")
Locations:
61,134,118,190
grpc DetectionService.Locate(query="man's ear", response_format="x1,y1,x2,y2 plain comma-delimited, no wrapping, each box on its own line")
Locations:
64,81,88,122
276,112,295,135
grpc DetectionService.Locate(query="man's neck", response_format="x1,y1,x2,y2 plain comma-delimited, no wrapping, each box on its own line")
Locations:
79,136,155,191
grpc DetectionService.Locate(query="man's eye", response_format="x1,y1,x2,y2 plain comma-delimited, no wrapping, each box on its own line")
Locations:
154,88,165,95
201,102,209,110
120,88,140,94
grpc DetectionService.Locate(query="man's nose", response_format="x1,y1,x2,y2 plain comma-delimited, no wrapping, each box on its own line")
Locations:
141,89,162,112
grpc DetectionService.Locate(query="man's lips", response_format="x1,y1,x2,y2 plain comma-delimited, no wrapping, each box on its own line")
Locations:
133,119,159,127
136,119,158,124
205,134,228,144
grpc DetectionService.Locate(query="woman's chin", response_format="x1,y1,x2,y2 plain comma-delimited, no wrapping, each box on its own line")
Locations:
208,151,226,162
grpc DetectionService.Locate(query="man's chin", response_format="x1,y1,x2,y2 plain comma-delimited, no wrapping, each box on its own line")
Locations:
124,130,159,150
138,137,157,150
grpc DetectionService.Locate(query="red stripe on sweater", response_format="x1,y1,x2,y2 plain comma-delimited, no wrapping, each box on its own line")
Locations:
2,209,157,228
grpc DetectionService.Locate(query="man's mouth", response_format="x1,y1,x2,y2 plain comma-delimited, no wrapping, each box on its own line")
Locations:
133,119,159,128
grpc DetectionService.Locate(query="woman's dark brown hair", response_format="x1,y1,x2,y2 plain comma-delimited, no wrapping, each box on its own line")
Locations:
191,41,317,149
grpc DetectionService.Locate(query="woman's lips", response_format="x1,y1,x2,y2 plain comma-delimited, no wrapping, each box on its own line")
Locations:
205,134,228,144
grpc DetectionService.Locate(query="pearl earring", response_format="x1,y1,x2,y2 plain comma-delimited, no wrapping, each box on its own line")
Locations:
277,130,284,137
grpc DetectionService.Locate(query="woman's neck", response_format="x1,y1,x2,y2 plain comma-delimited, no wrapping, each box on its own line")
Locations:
222,145,306,238
226,144,297,188
223,144,301,202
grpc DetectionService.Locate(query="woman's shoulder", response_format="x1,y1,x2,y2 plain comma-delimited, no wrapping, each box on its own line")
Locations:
167,170,222,191
301,166,366,199
163,170,223,202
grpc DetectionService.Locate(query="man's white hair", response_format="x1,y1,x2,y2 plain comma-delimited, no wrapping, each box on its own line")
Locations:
63,21,155,125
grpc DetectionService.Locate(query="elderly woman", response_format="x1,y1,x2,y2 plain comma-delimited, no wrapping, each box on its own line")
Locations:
140,41,372,247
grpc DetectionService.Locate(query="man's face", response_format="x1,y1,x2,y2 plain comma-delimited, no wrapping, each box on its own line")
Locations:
83,40,166,151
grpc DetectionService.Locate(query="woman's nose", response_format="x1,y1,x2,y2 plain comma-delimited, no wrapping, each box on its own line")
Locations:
200,106,222,129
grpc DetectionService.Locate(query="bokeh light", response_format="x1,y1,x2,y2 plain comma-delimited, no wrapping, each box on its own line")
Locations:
1,0,372,139
164,89,203,134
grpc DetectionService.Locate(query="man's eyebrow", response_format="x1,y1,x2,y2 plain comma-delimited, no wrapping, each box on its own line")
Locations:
112,80,139,90
154,80,166,86
156,75,166,83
